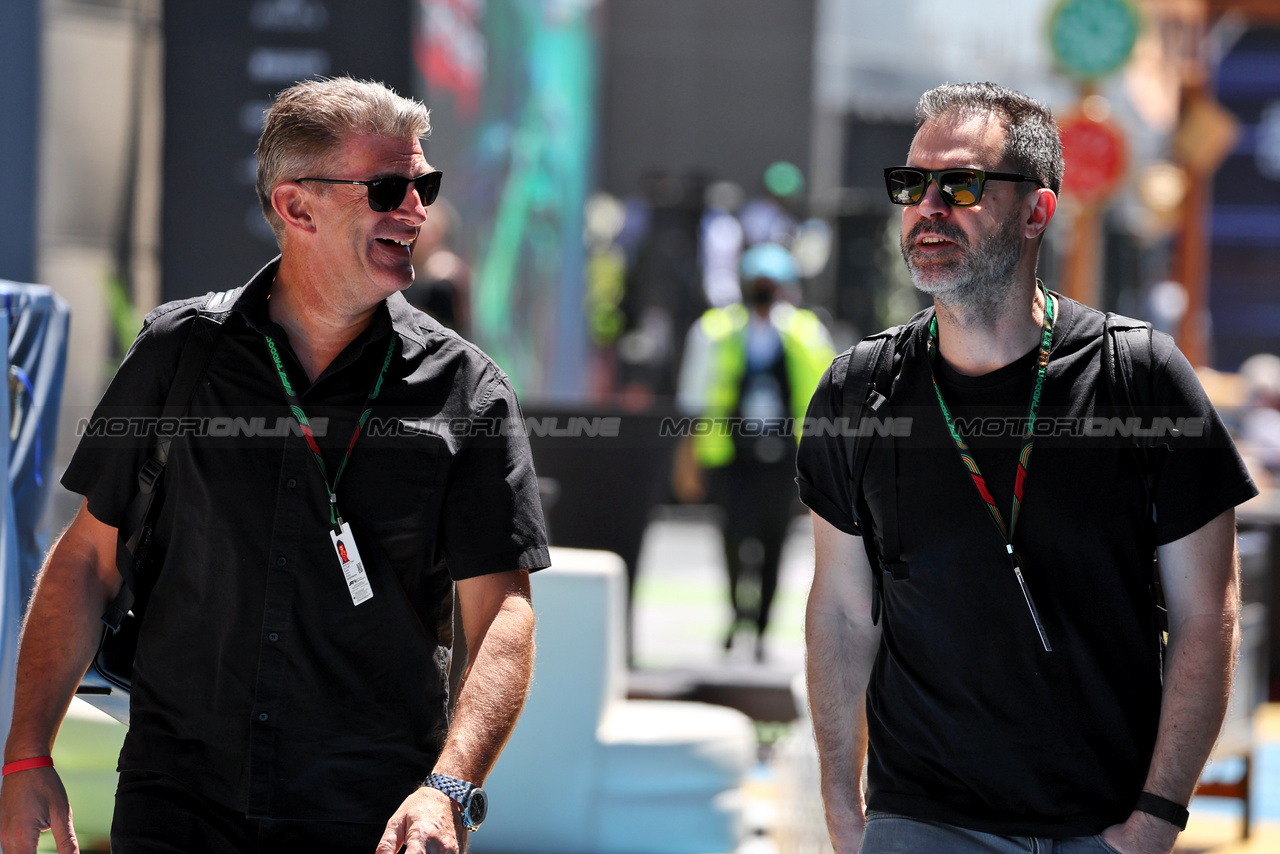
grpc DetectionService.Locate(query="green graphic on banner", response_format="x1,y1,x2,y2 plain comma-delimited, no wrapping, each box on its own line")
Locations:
1048,0,1141,80
415,0,598,399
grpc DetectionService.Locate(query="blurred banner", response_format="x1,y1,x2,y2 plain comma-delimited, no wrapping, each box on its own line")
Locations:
0,0,40,284
162,0,413,301
413,0,599,399
1209,25,1280,370
0,283,70,745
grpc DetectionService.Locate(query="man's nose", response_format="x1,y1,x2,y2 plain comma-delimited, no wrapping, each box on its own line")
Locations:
395,186,428,223
916,180,951,217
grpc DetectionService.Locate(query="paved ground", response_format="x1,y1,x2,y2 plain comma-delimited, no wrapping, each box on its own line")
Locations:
630,507,811,675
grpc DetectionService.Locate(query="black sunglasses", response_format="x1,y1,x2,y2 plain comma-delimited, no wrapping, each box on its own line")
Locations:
296,170,443,212
883,167,1043,207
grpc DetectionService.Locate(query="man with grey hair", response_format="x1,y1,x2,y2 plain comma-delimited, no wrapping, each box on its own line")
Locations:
798,82,1256,853
0,77,547,853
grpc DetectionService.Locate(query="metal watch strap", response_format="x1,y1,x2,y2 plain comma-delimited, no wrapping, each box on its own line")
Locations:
424,772,486,832
425,773,473,806
1134,792,1189,830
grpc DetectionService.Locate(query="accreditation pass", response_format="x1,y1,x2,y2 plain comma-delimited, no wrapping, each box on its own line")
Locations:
329,522,374,605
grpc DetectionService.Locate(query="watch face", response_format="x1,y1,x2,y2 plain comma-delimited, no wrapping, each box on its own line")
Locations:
464,787,488,827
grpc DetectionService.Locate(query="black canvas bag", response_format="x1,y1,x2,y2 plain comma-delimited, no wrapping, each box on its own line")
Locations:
74,289,239,724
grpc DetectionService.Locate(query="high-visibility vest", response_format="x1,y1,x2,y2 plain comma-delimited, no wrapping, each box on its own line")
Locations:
694,302,835,468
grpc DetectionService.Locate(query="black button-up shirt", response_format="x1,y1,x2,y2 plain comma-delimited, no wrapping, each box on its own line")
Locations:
64,259,549,822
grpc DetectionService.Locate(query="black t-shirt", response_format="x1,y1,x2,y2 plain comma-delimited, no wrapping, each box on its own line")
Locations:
63,259,550,822
796,295,1257,837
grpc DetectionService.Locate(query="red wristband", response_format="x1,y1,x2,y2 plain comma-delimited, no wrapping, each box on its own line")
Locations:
2,757,53,777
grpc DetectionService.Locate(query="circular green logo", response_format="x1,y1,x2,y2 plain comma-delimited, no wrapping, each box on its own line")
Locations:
1049,0,1141,80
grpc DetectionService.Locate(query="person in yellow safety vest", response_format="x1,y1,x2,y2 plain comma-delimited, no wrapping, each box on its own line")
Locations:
674,242,834,661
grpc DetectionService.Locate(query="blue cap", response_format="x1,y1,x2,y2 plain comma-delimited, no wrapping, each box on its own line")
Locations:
740,242,799,285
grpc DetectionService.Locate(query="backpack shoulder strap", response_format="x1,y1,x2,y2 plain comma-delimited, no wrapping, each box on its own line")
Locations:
104,288,241,629
840,317,919,624
1103,312,1170,636
1102,313,1154,413
841,327,899,528
1103,313,1158,513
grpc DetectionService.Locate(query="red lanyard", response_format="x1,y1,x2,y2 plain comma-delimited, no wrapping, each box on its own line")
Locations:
925,282,1055,651
263,333,397,528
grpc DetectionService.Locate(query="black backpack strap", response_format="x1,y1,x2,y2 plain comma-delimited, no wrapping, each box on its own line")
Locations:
841,323,910,625
1102,312,1168,636
842,329,897,531
1103,313,1159,521
102,288,240,630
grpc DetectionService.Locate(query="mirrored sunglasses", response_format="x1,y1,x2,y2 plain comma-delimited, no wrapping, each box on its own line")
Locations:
883,167,1042,207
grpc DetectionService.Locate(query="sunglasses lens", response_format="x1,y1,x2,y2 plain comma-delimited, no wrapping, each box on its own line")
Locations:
366,174,441,211
415,172,442,207
940,171,981,206
886,170,925,205
365,179,407,212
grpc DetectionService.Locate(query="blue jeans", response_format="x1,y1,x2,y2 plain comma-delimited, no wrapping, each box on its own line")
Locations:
861,811,1124,854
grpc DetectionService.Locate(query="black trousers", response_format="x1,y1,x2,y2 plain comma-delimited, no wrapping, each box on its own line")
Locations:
709,448,797,637
112,771,388,853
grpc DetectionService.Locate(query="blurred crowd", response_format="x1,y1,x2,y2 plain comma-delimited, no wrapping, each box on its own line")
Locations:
1236,352,1280,491
578,162,834,407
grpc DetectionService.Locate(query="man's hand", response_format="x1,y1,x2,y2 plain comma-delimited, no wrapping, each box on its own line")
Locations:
1101,811,1179,854
0,768,79,854
375,785,465,854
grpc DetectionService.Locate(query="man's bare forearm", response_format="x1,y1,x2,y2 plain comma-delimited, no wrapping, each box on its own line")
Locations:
1144,510,1241,805
806,513,881,854
376,570,534,854
1144,611,1238,804
1104,510,1240,854
6,504,120,761
806,599,878,821
434,577,535,784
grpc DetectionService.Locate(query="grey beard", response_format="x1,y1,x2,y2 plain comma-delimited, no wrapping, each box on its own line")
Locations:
902,208,1023,327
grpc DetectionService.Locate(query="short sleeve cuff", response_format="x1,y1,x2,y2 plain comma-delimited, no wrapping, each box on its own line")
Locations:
1155,479,1260,546
798,477,862,537
447,545,551,581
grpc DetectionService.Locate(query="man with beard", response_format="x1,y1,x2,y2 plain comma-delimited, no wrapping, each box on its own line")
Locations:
796,82,1256,854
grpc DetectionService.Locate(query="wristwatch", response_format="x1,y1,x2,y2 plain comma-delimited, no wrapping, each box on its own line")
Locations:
423,773,488,832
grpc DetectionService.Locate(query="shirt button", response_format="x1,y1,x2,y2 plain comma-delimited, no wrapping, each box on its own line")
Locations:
286,478,297,489
258,712,269,722
268,632,279,642
277,556,287,567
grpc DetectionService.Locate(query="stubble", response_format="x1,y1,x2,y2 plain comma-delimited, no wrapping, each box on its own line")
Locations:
901,208,1024,327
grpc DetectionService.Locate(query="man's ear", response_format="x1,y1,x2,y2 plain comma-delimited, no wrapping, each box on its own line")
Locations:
272,182,316,234
1024,187,1057,239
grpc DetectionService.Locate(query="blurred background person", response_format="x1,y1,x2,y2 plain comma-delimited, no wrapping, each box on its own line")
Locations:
615,171,710,404
1240,352,1280,485
700,180,748,309
675,242,834,661
739,161,805,249
407,197,472,338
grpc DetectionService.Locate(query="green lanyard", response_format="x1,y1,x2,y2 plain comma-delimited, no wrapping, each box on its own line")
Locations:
925,281,1055,651
263,333,397,528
